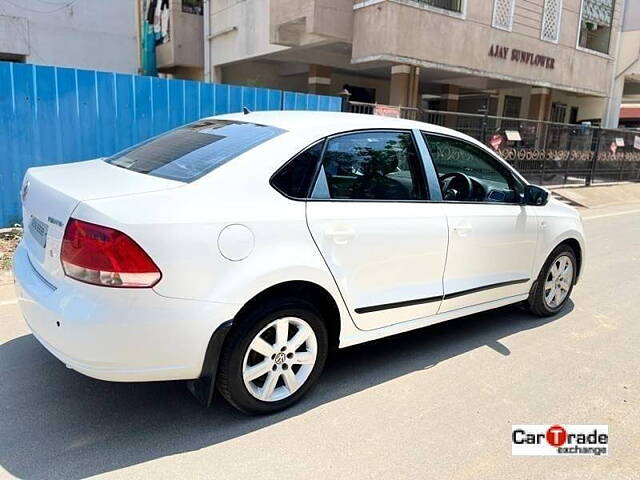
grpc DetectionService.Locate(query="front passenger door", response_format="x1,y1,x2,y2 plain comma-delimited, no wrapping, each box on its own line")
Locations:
423,133,539,313
306,130,448,330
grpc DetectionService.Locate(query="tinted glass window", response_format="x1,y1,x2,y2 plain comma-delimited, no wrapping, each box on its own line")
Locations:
315,131,426,201
271,141,324,199
424,134,520,203
107,120,285,182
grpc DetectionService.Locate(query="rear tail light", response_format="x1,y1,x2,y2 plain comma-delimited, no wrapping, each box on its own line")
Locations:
61,219,161,287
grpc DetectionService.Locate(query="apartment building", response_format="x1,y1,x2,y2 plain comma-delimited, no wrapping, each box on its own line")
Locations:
207,0,624,125
0,0,137,74
613,0,640,127
138,0,205,79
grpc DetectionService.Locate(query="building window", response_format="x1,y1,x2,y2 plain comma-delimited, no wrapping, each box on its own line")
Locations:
492,0,516,31
551,102,568,123
0,53,26,63
541,0,563,43
503,96,522,118
182,0,203,15
578,0,615,54
570,106,579,124
502,96,522,130
419,0,463,13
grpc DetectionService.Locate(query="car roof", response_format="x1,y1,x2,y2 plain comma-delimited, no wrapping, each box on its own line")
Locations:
213,110,468,140
212,110,527,185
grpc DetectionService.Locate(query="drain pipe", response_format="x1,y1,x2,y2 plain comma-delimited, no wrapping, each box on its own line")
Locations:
203,0,211,82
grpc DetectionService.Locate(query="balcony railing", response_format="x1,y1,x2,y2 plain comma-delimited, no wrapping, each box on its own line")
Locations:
418,0,463,13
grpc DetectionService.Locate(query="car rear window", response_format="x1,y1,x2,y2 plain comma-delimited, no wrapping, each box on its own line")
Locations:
107,119,286,182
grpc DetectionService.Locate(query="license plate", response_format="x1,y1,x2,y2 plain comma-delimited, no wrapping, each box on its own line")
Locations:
29,215,48,249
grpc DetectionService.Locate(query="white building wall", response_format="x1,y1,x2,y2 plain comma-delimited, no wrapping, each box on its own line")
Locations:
0,0,137,74
209,0,287,70
622,0,640,31
605,0,640,127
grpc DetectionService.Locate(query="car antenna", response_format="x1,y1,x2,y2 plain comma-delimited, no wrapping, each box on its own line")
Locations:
242,106,251,115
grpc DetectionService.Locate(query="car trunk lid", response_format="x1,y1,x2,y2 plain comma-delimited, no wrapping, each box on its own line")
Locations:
21,159,181,284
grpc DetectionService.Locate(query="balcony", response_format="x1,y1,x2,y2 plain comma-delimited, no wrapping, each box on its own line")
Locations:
155,2,204,75
270,0,353,47
0,15,29,61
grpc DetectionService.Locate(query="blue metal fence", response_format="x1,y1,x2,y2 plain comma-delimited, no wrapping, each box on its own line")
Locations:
0,61,342,227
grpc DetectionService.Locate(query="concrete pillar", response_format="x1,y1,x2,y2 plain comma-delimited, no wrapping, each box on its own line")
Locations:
308,64,332,95
389,64,419,108
440,85,459,128
604,76,625,128
528,88,553,149
528,87,553,121
211,66,222,84
440,85,459,112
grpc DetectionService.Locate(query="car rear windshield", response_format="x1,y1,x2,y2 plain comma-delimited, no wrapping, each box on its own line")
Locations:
106,119,286,182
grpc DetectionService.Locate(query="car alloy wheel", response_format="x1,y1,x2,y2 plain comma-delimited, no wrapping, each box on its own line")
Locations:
528,244,577,317
543,254,574,309
242,316,318,402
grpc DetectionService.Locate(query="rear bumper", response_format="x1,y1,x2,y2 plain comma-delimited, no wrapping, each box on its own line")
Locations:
13,242,240,382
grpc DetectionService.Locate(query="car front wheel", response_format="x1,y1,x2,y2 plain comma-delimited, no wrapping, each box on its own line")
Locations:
217,299,328,414
528,244,577,317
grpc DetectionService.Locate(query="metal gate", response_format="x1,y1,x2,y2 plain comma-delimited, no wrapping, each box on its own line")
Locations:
344,101,640,187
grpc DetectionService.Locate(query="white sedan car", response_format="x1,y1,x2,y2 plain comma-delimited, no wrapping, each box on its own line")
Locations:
14,111,584,414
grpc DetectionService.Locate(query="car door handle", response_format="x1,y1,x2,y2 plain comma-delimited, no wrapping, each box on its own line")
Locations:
325,227,356,245
452,223,472,237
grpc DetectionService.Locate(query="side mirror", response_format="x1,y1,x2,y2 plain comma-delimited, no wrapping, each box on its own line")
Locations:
523,185,549,206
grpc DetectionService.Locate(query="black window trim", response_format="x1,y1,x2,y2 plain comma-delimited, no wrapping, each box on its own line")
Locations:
269,127,532,206
421,131,529,206
269,138,327,200
270,127,435,203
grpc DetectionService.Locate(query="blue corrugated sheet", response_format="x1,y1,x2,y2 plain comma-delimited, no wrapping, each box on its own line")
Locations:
0,61,342,226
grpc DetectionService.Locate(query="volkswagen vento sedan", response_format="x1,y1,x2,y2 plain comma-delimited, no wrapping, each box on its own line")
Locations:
14,111,585,414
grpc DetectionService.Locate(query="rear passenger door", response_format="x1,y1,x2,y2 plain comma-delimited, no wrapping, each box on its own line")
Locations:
305,130,449,330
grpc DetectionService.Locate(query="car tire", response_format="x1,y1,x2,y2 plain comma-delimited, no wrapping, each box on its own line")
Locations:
217,298,328,415
528,244,577,317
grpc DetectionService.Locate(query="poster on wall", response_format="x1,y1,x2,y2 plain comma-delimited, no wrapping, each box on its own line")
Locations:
373,105,401,118
505,130,522,141
634,136,640,150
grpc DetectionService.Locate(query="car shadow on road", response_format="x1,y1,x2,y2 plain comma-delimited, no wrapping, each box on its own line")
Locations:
0,301,573,479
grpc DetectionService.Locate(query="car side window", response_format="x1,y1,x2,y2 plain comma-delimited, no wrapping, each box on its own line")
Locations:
271,141,324,199
423,134,521,203
313,131,427,201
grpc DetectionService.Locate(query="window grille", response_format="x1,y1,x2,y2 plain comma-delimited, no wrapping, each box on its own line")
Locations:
492,0,515,31
541,0,563,42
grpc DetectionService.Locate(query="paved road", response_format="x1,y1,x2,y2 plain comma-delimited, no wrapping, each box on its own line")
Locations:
1,204,639,480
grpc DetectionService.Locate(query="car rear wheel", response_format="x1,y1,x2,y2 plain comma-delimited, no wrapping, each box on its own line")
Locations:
217,299,328,414
528,244,577,317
